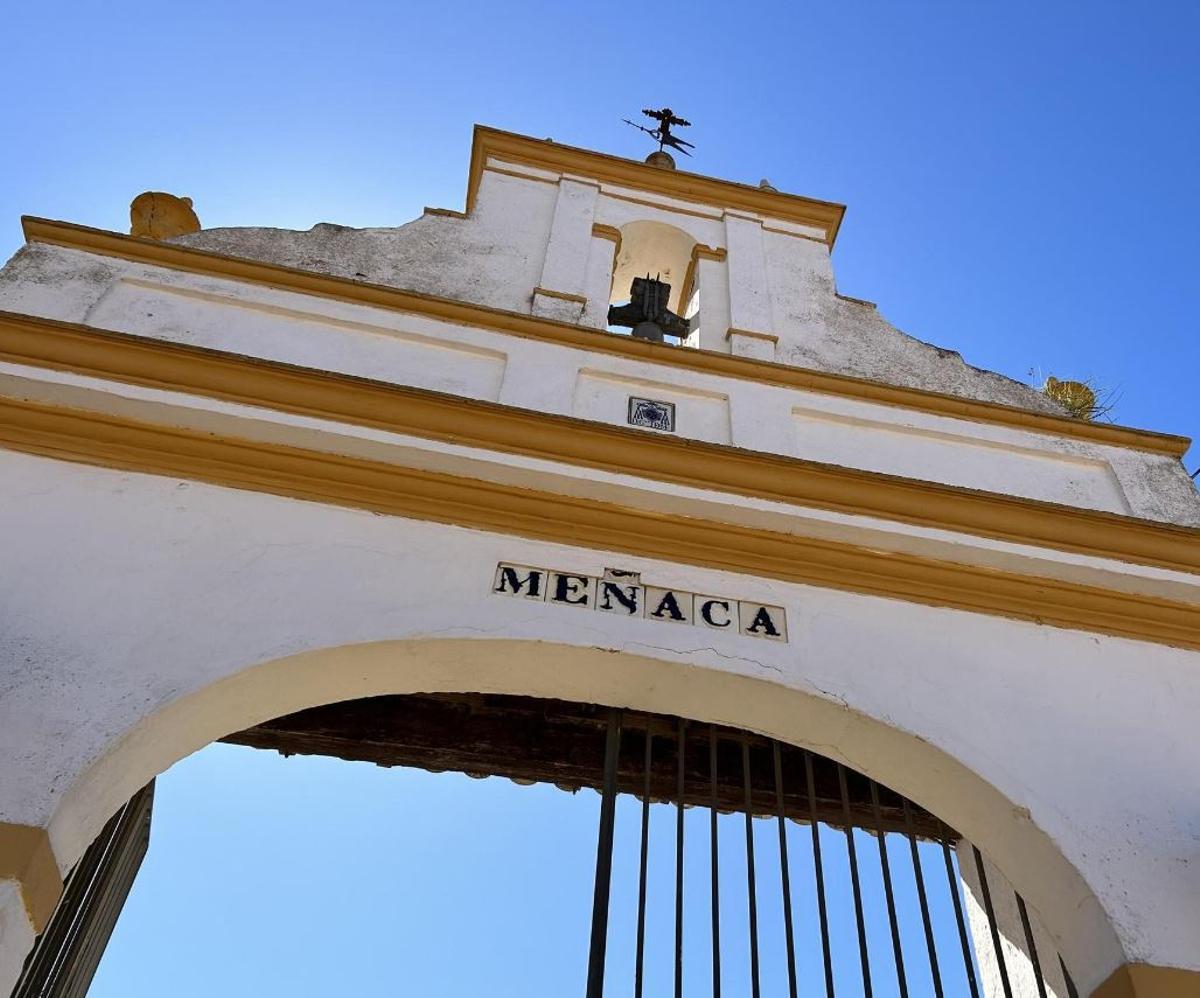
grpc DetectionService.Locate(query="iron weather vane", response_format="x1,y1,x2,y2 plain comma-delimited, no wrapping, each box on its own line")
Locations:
623,107,695,157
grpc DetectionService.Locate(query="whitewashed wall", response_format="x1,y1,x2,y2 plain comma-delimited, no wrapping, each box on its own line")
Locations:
1,141,1199,996
0,243,1196,524
0,444,1198,993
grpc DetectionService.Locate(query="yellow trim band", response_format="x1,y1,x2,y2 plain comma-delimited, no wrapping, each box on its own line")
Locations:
679,244,727,311
422,206,467,219
1,310,1198,577
0,822,63,933
1,394,1198,651
19,217,1189,459
533,286,588,306
726,327,780,345
590,223,622,243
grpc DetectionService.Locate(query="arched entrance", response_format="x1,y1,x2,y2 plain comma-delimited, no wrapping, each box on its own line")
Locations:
13,640,1119,995
19,690,1082,996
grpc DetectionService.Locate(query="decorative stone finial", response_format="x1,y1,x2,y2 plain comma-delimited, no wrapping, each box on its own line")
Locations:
645,150,676,170
130,192,200,240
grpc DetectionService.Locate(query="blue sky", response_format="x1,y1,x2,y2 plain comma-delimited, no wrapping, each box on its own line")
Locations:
91,743,980,997
4,1,1198,464
5,1,1196,993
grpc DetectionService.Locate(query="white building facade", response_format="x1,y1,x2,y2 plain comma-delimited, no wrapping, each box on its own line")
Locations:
0,127,1198,996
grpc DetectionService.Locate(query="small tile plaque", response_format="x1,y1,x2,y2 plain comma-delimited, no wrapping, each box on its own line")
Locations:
628,396,676,432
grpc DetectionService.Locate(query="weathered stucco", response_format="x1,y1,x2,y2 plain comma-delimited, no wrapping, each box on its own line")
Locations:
1,131,1199,995
179,170,557,318
2,234,1196,524
163,163,1062,416
4,449,1197,990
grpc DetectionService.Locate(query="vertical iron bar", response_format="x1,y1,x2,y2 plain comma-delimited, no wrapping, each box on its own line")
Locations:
675,718,686,998
902,799,944,998
838,764,873,997
742,741,761,998
804,751,835,998
773,742,798,998
1015,893,1049,998
972,845,1014,998
709,729,721,998
869,782,909,997
1059,956,1080,998
586,709,623,998
939,824,980,998
634,728,652,998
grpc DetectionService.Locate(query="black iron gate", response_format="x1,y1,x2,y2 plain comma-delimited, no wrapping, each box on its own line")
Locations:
15,693,1080,997
580,709,1079,998
12,782,154,998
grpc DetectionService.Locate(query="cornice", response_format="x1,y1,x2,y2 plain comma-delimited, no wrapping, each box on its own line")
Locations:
1,310,1199,579
18,217,1191,459
467,126,846,245
1,393,1198,652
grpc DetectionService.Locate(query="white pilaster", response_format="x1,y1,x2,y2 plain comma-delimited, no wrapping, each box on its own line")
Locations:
532,178,600,324
580,227,619,330
723,210,776,357
693,253,731,352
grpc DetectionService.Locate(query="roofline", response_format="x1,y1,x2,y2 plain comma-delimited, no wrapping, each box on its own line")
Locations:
18,215,1191,459
467,125,847,246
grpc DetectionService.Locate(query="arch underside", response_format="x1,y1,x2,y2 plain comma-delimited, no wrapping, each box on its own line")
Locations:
45,637,1121,986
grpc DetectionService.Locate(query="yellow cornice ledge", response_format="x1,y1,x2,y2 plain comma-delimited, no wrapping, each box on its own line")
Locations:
0,392,1198,651
468,125,847,246
1092,963,1200,998
2,310,1200,582
0,822,63,933
18,217,1192,459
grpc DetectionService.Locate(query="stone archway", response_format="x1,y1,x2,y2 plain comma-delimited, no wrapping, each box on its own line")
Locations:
29,637,1121,989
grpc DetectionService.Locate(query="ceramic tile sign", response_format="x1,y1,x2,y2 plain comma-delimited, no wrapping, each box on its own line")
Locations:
627,396,676,432
492,564,787,642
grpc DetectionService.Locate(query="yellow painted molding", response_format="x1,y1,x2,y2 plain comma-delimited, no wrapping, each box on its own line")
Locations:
478,163,561,188
591,223,622,243
1,394,1198,651
19,217,1191,459
0,822,63,933
422,206,467,219
679,243,728,310
467,126,847,246
591,223,622,267
1092,963,1200,998
726,327,780,345
561,175,603,190
1,310,1199,578
762,223,828,244
532,286,588,306
595,188,725,223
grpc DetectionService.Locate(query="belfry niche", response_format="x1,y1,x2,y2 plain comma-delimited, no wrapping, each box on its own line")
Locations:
0,112,1198,998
